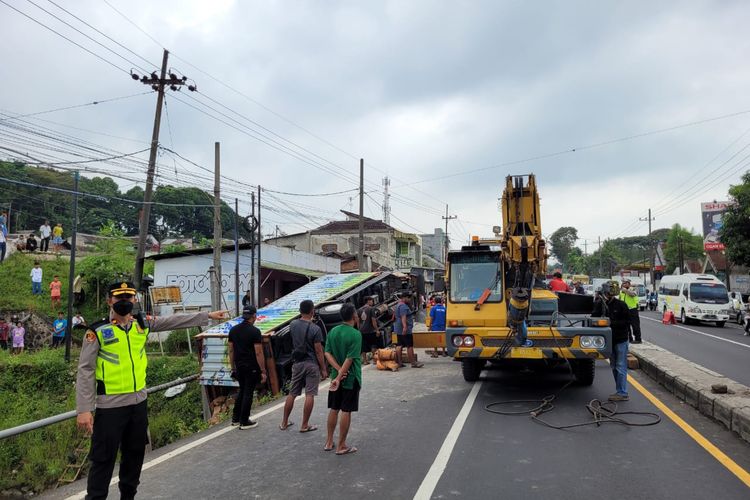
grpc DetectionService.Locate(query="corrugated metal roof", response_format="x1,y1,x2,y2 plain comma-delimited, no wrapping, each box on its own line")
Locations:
198,272,379,387
263,261,326,277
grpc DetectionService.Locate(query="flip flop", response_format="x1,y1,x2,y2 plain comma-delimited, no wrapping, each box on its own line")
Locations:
279,422,295,431
336,446,358,456
299,425,318,433
324,446,334,451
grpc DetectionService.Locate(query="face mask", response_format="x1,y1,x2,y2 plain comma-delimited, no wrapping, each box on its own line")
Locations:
112,299,134,316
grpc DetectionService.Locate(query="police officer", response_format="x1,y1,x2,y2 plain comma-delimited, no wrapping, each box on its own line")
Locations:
76,281,228,500
619,279,642,344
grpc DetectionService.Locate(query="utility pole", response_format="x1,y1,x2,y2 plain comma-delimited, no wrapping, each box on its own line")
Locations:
382,176,391,225
442,205,457,266
234,197,240,316
250,191,256,306
678,235,685,275
358,159,365,272
640,208,656,288
132,49,196,288
256,185,262,302
64,171,79,363
583,240,588,257
598,236,603,277
212,142,222,313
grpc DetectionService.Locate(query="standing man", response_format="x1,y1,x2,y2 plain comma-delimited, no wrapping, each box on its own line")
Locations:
393,293,423,368
241,289,253,309
0,223,6,262
429,296,447,357
228,306,267,429
52,311,66,348
280,300,327,432
30,261,43,295
74,273,86,306
76,281,228,500
0,316,9,350
39,220,51,253
324,303,362,455
548,272,569,292
358,296,379,365
619,279,642,344
593,281,631,402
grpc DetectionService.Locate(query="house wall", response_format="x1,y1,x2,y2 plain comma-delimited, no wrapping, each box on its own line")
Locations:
152,244,339,309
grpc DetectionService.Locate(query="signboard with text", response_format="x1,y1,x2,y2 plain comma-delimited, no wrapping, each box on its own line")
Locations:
701,201,731,251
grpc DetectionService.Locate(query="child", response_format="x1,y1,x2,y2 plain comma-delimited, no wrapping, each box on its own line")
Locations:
52,223,63,252
12,322,25,354
30,261,43,295
50,275,62,309
52,311,67,348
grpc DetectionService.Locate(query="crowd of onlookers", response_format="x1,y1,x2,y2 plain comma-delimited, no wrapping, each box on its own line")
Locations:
0,215,67,263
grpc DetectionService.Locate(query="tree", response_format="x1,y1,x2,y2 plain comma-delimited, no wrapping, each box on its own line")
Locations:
664,224,704,273
549,227,578,271
721,172,750,266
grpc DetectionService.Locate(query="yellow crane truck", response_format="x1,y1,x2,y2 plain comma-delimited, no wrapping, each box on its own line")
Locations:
444,174,612,383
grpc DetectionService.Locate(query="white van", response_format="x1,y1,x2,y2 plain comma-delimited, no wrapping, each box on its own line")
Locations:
658,274,731,327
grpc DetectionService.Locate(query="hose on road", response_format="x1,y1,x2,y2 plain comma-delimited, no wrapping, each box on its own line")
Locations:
483,311,661,430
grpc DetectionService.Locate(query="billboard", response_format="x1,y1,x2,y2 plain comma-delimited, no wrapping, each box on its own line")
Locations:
701,201,731,251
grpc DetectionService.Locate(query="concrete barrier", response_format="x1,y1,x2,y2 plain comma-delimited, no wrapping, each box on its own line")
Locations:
629,342,750,444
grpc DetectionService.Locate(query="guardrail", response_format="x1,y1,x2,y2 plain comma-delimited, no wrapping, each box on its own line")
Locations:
0,374,199,440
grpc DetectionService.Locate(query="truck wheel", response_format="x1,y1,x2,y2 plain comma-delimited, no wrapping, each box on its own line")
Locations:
716,321,725,328
571,359,595,386
680,309,691,325
461,359,483,382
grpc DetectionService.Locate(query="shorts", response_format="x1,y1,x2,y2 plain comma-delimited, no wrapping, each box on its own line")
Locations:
396,334,413,347
12,341,23,348
52,236,63,245
361,332,378,353
289,361,320,397
328,381,360,412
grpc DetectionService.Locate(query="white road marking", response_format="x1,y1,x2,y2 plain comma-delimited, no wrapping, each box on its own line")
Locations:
642,316,750,349
65,381,331,500
413,380,483,500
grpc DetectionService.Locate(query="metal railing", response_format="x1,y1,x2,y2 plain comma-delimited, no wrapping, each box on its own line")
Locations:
0,374,199,440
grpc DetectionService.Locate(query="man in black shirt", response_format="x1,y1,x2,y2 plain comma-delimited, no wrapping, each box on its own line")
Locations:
358,296,379,365
592,281,631,402
228,306,267,429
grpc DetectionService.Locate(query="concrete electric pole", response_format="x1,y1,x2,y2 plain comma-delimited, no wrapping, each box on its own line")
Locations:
132,49,197,288
442,205,457,266
358,159,365,272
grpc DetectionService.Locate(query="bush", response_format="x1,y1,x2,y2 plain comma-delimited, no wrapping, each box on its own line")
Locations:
0,351,204,494
162,328,201,354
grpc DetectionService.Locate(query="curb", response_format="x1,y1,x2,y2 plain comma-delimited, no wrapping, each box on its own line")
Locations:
629,342,750,444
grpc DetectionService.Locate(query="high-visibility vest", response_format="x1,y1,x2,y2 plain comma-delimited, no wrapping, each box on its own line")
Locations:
619,292,639,310
94,321,149,395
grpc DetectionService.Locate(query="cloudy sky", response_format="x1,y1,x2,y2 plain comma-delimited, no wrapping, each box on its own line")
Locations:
1,0,749,252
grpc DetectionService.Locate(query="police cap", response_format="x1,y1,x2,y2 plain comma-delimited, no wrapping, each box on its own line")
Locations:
108,281,137,297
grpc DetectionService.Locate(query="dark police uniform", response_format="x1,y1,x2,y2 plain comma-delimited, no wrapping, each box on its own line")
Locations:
76,282,212,500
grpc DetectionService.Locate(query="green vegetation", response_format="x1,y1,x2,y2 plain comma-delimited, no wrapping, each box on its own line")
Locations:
664,224,704,272
550,227,674,276
0,161,247,240
0,349,204,494
721,172,750,267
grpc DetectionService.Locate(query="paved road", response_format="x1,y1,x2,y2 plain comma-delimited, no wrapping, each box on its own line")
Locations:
638,310,750,386
49,353,750,500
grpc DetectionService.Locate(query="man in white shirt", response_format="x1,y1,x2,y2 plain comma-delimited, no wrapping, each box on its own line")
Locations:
0,226,6,262
30,261,43,295
39,220,51,253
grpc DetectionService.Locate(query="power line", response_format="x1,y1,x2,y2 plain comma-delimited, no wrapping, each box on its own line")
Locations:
23,0,152,73
0,92,153,123
404,108,750,186
43,0,159,70
263,187,359,197
102,0,164,49
0,0,129,75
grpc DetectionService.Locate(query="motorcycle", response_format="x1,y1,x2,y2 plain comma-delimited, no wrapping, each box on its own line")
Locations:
647,295,657,311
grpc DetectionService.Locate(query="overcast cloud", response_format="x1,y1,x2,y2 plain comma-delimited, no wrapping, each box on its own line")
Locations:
1,0,749,251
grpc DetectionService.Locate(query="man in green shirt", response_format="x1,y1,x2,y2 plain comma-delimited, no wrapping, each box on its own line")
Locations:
324,302,362,455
